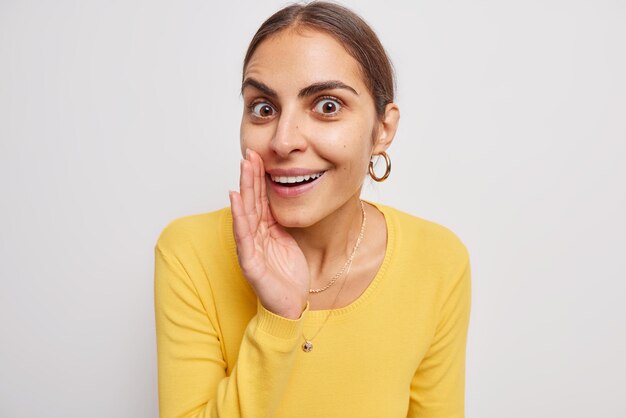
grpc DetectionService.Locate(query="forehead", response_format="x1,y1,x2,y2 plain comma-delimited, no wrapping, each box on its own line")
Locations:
243,28,366,95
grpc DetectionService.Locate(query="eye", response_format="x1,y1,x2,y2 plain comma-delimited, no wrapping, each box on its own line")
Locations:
313,97,343,116
249,101,276,118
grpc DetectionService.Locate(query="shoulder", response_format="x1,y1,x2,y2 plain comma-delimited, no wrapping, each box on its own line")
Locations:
154,206,233,257
372,202,470,275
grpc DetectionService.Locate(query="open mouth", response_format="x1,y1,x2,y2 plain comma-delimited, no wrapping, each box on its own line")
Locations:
269,171,326,187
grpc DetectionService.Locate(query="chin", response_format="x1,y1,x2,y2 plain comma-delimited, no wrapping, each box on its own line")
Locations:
269,202,317,229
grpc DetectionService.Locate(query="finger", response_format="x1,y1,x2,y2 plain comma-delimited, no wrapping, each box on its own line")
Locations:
266,202,278,228
250,150,263,222
247,150,262,230
240,157,257,231
229,190,255,264
268,213,290,241
258,153,270,223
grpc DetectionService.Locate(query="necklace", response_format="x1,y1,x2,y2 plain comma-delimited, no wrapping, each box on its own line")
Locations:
308,200,367,293
302,200,367,352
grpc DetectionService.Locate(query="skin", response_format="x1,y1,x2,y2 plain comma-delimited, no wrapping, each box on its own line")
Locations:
229,27,400,319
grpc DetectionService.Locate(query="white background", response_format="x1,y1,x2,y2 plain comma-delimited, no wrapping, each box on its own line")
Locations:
1,0,624,417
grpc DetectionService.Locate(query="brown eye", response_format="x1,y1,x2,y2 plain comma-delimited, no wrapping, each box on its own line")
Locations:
314,98,342,115
250,102,276,118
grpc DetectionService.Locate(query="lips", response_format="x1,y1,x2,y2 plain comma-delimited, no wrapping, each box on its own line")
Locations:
270,171,325,186
266,170,327,197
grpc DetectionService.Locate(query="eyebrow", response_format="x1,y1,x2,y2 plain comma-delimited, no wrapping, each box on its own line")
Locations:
298,80,359,98
240,78,277,97
240,77,359,98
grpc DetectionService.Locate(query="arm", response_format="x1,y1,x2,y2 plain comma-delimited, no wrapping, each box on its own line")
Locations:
155,148,310,417
407,255,472,418
154,244,307,418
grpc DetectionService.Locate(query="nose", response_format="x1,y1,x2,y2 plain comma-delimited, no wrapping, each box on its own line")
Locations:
270,107,308,158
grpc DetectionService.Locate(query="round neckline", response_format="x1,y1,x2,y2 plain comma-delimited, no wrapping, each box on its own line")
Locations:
303,200,394,321
221,200,396,322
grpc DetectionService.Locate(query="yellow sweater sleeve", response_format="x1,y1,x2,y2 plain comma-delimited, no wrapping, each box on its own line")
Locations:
407,253,472,417
154,243,308,418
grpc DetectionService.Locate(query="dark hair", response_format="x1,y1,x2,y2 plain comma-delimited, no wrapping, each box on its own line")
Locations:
242,1,396,119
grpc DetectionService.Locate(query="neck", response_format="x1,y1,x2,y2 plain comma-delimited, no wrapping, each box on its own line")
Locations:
285,194,365,282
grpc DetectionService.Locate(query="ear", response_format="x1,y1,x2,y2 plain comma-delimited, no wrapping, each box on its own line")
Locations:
372,102,400,155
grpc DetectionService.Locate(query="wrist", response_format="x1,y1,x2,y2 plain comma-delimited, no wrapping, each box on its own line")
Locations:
263,301,309,321
258,294,308,320
280,302,308,320
256,300,309,339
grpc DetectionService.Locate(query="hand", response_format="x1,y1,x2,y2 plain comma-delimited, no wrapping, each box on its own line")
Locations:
228,149,310,319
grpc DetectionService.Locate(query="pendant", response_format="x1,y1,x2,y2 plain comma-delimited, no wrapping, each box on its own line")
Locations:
302,340,313,352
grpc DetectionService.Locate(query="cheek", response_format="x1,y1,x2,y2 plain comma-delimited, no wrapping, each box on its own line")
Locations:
240,122,273,153
314,127,371,174
350,136,374,174
313,123,346,148
239,118,248,154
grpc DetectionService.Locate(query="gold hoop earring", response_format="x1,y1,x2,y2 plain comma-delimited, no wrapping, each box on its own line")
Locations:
368,151,391,182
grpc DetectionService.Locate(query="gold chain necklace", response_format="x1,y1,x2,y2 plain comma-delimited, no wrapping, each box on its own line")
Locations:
308,200,367,293
302,200,367,352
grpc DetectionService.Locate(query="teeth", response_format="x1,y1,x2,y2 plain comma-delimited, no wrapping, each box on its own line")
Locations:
271,171,324,184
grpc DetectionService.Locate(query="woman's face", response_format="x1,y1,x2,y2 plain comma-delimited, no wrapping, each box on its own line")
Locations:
240,28,389,228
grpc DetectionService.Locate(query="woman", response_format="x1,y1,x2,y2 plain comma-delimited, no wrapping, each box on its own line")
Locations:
154,2,471,417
